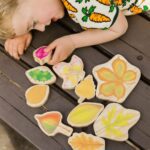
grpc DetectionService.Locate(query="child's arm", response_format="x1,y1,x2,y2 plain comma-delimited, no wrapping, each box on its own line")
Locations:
45,11,128,65
70,11,128,49
4,32,32,60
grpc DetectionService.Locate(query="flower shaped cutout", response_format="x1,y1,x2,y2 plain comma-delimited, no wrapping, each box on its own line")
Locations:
93,55,141,103
53,55,85,89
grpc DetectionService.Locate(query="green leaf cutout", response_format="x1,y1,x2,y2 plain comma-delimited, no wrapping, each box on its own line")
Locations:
29,69,52,82
26,66,56,85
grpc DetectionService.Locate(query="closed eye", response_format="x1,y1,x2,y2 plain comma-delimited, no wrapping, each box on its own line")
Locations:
32,20,38,29
27,20,38,32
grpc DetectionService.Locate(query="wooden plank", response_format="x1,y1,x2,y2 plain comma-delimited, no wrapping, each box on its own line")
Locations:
0,47,134,149
21,23,150,149
0,24,142,149
0,97,62,150
0,97,134,150
59,15,150,82
0,51,77,150
121,16,150,58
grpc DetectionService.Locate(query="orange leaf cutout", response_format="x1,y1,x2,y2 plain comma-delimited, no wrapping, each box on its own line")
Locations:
25,85,49,108
68,132,105,150
93,55,141,103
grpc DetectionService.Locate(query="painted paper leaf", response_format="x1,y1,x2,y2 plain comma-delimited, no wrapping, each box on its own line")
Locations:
35,112,62,136
93,54,141,103
67,102,104,127
75,75,96,103
68,132,105,150
26,66,56,85
25,85,49,107
94,103,141,141
53,55,85,89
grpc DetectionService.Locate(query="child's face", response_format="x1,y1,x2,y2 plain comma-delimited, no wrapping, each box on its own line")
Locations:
12,0,65,36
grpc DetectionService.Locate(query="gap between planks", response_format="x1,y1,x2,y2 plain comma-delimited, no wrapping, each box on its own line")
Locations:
0,47,142,150
57,18,150,86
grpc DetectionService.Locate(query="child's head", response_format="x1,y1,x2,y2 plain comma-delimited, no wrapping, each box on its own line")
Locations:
0,0,18,39
0,0,64,39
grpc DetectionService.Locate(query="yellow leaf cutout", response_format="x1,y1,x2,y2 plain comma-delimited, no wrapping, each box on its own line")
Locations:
68,132,105,150
94,103,141,141
67,102,104,127
93,55,141,103
75,75,96,103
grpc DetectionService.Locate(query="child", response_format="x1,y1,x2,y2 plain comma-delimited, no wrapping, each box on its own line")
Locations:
1,0,150,64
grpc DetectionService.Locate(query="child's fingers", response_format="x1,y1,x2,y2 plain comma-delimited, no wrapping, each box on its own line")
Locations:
4,40,9,52
18,44,25,55
13,50,20,60
4,40,11,53
48,49,60,65
12,43,20,60
4,40,15,56
45,42,56,53
12,48,20,60
25,34,32,50
7,44,14,57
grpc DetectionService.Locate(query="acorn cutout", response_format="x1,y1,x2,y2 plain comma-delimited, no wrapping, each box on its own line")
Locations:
33,46,50,65
67,102,104,127
26,66,56,85
35,111,73,137
25,85,49,108
68,132,105,150
75,75,96,103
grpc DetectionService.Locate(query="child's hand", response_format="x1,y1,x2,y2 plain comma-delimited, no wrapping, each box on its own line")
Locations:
45,35,76,65
4,32,32,60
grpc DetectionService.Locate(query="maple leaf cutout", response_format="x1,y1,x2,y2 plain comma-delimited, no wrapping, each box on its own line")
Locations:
94,103,140,141
68,132,105,150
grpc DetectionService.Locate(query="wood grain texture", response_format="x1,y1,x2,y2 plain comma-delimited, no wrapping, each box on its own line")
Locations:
59,15,150,82
0,13,150,150
0,50,133,150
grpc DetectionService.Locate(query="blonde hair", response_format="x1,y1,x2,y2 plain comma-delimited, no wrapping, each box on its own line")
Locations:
0,0,18,40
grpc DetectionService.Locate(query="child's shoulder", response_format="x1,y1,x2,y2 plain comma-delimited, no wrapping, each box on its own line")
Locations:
61,0,119,30
62,0,150,30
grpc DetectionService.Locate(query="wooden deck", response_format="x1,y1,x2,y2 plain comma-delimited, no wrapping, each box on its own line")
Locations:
0,12,150,150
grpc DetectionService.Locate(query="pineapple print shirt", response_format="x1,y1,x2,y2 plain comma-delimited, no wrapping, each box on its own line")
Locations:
62,0,150,30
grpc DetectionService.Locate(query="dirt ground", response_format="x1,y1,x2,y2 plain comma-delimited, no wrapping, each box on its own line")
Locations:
0,120,38,150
